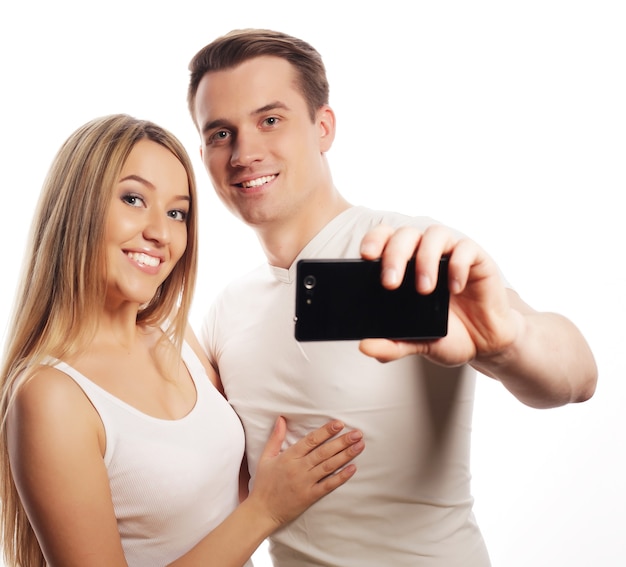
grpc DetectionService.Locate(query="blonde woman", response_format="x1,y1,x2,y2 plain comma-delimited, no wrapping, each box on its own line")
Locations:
0,114,364,567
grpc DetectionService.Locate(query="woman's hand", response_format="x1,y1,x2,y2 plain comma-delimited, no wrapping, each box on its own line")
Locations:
248,417,364,529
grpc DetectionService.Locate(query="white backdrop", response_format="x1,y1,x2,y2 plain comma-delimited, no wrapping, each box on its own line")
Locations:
1,1,624,565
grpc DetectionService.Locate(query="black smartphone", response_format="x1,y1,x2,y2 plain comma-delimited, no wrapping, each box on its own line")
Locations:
294,257,449,341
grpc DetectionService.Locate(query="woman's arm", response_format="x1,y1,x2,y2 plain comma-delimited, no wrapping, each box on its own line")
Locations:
8,365,364,567
8,367,129,566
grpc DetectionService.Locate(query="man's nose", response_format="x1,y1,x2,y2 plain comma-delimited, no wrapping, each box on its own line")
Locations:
230,131,264,168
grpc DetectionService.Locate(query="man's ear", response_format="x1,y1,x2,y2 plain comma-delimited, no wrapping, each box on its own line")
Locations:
317,105,336,153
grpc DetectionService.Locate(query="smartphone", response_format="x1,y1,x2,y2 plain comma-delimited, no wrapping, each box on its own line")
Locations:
294,257,449,341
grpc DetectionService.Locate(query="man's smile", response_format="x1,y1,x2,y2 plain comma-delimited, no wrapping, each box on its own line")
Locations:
238,174,277,189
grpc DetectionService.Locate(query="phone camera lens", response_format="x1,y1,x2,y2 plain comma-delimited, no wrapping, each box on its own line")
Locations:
303,275,316,290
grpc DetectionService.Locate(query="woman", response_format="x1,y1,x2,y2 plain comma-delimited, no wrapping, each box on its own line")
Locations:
0,114,364,567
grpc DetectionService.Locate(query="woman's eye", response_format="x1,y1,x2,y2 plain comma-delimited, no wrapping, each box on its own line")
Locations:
168,210,188,222
122,194,144,207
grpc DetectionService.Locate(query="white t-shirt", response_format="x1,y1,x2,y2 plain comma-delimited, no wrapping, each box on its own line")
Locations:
55,341,250,567
202,207,491,566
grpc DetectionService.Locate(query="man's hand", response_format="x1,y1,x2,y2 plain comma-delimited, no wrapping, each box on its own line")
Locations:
358,223,597,408
358,223,519,366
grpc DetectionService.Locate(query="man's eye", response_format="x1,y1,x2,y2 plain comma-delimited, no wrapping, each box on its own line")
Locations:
209,130,231,144
263,117,279,127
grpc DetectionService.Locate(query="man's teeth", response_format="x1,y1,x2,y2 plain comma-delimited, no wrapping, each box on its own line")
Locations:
127,252,160,267
241,175,275,188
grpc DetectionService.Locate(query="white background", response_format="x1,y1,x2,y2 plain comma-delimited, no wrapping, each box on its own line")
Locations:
1,1,624,565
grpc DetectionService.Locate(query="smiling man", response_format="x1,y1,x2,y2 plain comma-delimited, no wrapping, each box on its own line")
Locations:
193,53,347,265
187,29,597,567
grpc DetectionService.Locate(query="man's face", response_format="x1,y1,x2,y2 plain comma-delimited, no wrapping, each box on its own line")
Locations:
193,56,334,230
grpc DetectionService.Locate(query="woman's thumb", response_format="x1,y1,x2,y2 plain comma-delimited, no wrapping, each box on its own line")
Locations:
260,416,287,460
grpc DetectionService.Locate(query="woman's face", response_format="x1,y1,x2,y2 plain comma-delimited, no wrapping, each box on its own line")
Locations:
104,139,190,309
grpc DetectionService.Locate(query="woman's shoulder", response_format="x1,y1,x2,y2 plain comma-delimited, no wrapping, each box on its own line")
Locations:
15,364,83,402
10,364,102,437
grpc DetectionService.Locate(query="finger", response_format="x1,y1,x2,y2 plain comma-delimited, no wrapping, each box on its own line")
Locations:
377,226,424,289
259,416,287,461
311,462,358,499
413,225,459,293
306,429,364,468
359,224,397,260
288,420,345,459
309,438,364,495
359,338,431,362
446,237,484,294
315,437,364,478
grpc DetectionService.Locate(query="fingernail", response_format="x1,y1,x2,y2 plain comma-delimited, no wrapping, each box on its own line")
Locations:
331,420,344,432
418,273,431,291
450,277,462,294
382,267,398,286
360,242,376,256
351,441,365,453
348,430,363,441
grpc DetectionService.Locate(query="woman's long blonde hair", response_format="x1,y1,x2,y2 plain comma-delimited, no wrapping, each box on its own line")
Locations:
0,114,198,566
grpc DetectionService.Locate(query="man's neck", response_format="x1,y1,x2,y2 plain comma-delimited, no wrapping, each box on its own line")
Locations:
256,195,351,268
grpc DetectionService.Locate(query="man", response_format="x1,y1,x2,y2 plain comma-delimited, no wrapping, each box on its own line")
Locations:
187,29,597,566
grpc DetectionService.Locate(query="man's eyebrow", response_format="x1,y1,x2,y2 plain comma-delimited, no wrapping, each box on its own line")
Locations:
201,118,230,136
254,101,290,115
201,101,291,136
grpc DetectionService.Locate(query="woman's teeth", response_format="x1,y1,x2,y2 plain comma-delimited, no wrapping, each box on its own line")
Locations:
127,252,160,267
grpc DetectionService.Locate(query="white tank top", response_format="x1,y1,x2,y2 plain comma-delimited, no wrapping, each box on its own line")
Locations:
55,341,250,567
